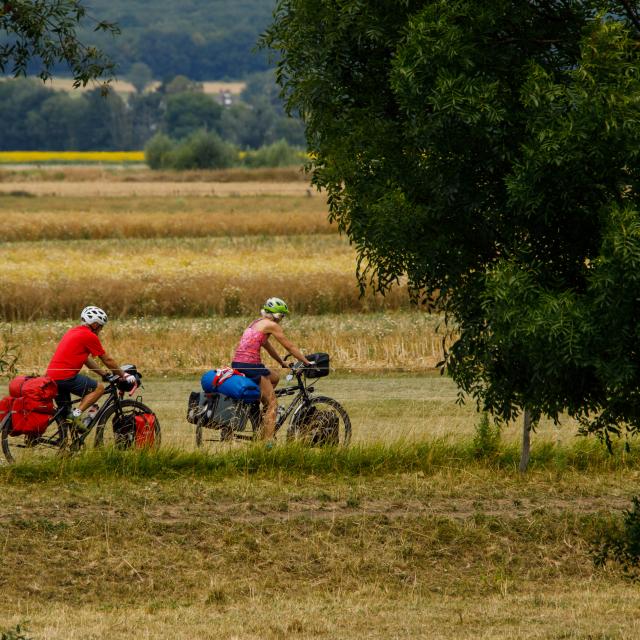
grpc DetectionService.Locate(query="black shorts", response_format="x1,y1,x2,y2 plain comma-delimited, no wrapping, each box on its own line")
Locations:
55,374,98,408
231,361,270,382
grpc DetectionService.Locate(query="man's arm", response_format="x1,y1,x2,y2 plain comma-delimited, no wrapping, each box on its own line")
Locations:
86,356,109,379
267,323,312,365
98,353,125,378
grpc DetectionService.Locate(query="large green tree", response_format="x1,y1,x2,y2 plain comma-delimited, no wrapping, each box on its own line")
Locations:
265,1,640,445
0,0,116,87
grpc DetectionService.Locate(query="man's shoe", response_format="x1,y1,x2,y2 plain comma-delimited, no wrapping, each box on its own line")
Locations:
64,415,89,438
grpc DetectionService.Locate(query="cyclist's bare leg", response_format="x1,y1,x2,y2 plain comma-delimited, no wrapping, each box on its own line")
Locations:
259,376,277,440
78,383,105,412
268,368,280,387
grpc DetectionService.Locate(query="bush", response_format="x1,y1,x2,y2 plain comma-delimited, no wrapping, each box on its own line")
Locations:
1,625,32,640
172,130,236,170
243,139,304,168
592,496,640,579
145,130,236,170
144,133,175,170
472,412,501,458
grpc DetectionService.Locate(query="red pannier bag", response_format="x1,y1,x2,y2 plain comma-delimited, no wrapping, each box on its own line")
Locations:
0,396,13,425
9,375,58,401
10,396,54,436
7,375,57,436
134,413,156,448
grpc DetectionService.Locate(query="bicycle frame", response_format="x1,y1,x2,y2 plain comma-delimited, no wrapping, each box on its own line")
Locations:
29,381,134,449
273,370,316,433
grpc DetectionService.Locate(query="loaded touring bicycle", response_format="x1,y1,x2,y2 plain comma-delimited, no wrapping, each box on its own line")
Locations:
187,352,351,448
0,365,160,463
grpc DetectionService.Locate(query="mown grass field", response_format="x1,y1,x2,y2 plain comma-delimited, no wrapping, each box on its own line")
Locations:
0,168,637,639
1,441,640,639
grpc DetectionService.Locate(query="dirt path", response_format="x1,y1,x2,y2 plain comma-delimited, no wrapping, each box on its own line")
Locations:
0,181,316,197
1,493,628,526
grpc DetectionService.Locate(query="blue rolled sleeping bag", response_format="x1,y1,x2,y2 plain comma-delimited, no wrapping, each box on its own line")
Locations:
201,370,261,403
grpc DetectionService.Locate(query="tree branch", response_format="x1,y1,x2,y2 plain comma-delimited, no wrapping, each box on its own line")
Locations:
620,0,640,34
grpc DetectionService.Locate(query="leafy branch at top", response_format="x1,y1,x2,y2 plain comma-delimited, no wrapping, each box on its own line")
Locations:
0,0,118,90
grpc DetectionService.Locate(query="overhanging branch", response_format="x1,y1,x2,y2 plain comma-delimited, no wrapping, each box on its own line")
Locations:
620,0,640,34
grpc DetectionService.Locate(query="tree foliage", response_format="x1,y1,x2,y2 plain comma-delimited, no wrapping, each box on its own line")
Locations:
264,1,640,443
0,0,117,87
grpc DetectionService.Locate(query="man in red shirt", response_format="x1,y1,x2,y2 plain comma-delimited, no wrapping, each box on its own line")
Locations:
46,306,135,432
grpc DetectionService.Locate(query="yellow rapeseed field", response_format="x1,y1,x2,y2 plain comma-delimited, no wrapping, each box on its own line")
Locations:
0,151,145,164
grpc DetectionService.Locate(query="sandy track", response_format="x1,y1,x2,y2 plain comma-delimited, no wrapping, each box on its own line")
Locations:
4,494,627,526
0,181,316,198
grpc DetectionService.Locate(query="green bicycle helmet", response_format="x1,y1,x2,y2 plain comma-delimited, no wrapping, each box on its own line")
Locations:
262,297,290,316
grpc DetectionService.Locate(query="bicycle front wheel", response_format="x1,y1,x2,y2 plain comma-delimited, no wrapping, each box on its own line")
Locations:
94,400,161,449
287,396,351,446
1,414,67,464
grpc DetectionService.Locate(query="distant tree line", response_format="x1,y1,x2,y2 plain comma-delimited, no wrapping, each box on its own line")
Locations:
47,0,274,81
0,71,305,153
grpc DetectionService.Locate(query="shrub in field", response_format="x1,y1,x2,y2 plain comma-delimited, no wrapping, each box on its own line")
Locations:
146,130,237,170
472,412,501,459
144,133,175,170
171,130,236,170
1,626,32,640
592,496,640,579
243,139,303,168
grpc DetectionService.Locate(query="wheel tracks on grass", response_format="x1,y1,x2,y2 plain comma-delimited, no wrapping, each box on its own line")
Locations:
1,495,630,526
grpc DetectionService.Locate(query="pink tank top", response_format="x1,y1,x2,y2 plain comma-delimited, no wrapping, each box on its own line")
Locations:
233,319,269,364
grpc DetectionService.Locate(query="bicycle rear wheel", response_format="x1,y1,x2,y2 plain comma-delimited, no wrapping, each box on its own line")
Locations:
1,414,68,464
287,395,351,446
196,401,260,450
94,400,161,449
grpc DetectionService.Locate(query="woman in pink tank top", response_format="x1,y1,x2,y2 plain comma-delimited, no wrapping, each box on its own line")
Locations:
232,297,311,441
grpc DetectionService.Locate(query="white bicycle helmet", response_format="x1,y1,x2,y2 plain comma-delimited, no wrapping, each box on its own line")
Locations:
80,306,108,326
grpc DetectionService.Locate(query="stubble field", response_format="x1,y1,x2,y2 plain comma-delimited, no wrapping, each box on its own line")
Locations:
0,168,637,639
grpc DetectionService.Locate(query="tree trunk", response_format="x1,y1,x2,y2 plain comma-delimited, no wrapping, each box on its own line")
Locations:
519,409,532,473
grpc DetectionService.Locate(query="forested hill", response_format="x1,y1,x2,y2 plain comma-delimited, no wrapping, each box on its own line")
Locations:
81,0,275,80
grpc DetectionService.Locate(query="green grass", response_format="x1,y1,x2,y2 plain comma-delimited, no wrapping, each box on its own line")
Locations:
1,438,636,484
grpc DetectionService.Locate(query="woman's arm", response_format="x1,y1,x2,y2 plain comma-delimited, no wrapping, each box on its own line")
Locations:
263,339,286,367
267,322,312,365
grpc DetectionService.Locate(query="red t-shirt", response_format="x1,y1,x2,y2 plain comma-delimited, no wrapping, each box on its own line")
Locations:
46,325,106,380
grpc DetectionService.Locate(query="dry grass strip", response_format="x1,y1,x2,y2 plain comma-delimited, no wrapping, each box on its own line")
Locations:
0,196,332,241
0,166,309,183
0,180,316,198
2,312,442,375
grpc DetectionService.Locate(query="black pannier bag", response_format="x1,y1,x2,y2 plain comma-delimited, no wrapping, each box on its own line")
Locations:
187,391,248,431
304,352,330,378
186,391,204,424
296,406,339,445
